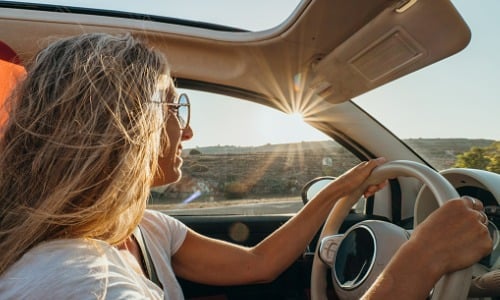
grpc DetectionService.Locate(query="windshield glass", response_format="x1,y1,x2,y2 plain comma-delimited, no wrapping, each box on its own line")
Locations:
354,0,500,171
150,89,363,215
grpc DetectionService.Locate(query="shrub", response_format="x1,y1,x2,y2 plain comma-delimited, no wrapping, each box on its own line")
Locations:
454,141,500,173
189,148,202,155
189,164,209,173
224,182,248,199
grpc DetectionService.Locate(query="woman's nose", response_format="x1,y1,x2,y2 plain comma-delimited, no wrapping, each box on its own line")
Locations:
181,124,193,141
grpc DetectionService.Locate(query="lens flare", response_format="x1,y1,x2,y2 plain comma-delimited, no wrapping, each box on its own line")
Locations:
289,111,304,123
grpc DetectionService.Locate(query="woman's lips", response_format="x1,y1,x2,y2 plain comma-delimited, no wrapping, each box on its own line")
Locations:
176,147,183,165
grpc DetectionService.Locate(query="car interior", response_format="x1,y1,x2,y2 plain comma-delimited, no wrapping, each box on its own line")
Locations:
0,0,499,299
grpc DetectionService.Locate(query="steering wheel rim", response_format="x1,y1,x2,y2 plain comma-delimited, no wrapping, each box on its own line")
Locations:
310,160,472,300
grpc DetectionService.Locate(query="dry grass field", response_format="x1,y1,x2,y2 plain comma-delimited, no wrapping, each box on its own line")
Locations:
150,138,494,207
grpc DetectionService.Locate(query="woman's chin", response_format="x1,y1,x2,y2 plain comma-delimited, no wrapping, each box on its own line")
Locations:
152,168,182,187
165,169,182,184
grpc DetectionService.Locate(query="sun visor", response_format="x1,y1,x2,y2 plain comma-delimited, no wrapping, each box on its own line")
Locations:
309,0,470,104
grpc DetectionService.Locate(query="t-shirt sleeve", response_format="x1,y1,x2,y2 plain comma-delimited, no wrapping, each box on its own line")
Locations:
139,210,189,299
142,209,188,255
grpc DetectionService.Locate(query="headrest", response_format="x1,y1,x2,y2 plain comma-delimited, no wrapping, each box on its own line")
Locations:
0,41,26,130
0,40,22,65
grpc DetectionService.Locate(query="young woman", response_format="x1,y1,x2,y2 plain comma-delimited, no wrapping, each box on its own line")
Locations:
0,33,492,299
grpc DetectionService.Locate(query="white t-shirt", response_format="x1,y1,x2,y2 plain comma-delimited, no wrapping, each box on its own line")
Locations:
0,210,188,300
140,209,188,300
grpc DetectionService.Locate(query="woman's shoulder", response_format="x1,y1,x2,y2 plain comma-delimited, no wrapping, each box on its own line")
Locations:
143,209,180,223
142,209,188,234
0,239,161,299
141,209,188,254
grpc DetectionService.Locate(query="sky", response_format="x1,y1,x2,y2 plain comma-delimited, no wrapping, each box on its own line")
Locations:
13,0,500,147
355,0,500,141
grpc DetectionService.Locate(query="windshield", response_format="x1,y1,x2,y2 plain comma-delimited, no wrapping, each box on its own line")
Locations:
146,0,500,215
354,0,500,170
150,89,363,215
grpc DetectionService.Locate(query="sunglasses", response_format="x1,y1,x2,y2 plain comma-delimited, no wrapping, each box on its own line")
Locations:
162,93,191,130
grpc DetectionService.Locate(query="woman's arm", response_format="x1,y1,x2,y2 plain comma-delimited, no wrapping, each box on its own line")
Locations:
172,158,387,285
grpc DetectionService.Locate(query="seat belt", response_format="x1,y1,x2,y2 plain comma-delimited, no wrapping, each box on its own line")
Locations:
132,226,163,289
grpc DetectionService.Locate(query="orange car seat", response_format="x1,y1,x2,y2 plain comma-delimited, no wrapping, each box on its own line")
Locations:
0,41,26,130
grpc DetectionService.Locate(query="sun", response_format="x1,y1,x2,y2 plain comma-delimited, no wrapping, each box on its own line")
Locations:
289,111,304,123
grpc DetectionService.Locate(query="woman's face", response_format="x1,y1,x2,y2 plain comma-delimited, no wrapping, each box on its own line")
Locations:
152,88,193,187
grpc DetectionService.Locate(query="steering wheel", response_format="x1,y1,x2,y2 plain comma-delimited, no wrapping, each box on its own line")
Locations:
310,160,472,300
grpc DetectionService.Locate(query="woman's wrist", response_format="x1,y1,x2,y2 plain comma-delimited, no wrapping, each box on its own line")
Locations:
364,239,443,299
398,238,445,286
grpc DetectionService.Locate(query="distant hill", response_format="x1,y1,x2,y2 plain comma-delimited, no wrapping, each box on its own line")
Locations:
183,138,496,171
404,138,494,169
404,138,493,153
185,140,341,155
186,138,494,156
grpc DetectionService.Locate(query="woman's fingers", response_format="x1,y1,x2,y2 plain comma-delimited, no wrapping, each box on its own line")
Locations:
363,180,388,198
411,197,493,275
335,157,387,193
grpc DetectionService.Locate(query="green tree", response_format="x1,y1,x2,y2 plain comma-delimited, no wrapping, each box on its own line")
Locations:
487,153,500,173
454,141,500,173
454,147,490,169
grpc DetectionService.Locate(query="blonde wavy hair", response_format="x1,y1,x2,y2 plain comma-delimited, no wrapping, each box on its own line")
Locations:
0,33,169,274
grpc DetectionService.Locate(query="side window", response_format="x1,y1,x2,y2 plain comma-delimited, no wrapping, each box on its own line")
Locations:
149,89,361,215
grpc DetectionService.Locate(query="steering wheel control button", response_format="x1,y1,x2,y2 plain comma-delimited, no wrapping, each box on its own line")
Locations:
319,234,343,267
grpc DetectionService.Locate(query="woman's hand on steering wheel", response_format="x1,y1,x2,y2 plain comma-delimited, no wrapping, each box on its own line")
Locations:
409,197,493,277
329,157,387,194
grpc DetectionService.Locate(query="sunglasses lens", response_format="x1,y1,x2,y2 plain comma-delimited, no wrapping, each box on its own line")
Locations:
178,113,186,128
178,94,189,129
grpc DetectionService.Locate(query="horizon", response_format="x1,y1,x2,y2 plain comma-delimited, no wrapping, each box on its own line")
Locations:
184,137,495,151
